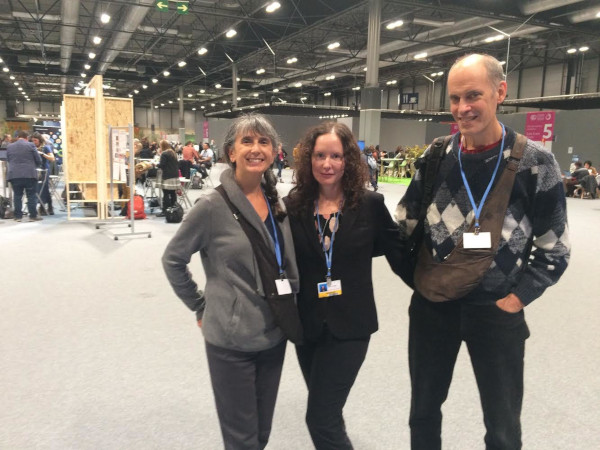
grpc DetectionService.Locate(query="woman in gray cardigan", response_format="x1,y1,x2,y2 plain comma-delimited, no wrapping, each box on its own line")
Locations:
162,114,299,450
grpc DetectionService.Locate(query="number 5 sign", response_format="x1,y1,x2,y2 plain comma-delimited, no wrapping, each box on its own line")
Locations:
525,111,555,142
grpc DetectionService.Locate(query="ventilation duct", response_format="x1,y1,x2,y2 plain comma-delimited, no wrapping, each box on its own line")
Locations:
97,0,157,74
60,0,80,73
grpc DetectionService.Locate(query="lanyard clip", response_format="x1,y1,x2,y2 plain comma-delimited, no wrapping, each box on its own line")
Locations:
474,225,480,235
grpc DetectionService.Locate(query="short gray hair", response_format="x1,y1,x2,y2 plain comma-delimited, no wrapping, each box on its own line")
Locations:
450,53,505,88
222,113,279,167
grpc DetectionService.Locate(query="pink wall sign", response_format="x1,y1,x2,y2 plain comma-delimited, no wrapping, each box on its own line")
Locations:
450,123,459,135
525,111,555,142
203,121,209,139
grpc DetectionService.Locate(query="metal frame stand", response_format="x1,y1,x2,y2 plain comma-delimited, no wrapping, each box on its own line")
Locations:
96,124,151,240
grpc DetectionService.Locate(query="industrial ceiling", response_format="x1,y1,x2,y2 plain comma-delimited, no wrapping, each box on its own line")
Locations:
0,0,599,116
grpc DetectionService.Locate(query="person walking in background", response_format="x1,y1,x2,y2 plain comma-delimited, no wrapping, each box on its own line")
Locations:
285,122,404,450
31,132,55,215
275,143,287,183
6,130,42,222
154,140,179,218
162,113,300,450
395,53,570,450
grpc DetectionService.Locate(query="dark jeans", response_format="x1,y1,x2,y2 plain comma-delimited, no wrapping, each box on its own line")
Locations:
205,340,286,450
408,292,530,450
296,327,370,450
276,160,284,178
38,171,52,207
10,178,38,219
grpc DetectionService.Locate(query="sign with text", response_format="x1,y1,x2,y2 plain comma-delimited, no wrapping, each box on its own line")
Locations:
203,121,209,139
400,93,419,105
525,111,555,142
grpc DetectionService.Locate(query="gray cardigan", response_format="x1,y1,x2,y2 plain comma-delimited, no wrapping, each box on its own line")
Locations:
162,168,300,352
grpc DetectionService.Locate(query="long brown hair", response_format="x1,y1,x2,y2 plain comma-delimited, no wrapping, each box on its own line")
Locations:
287,121,368,214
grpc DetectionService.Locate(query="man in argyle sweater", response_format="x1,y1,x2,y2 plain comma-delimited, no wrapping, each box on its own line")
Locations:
395,54,570,450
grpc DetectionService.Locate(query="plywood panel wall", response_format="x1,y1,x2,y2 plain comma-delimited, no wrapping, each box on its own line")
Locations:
105,98,134,176
63,95,96,181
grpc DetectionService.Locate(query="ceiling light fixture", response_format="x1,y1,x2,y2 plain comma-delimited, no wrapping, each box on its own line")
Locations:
89,52,96,59
14,82,19,86
100,13,110,24
84,64,91,70
197,47,207,55
134,89,139,94
211,103,215,107
256,68,265,74
81,73,86,77
187,93,193,98
294,82,302,87
266,2,281,13
324,92,331,97
327,42,340,50
386,80,397,85
414,52,428,59
93,36,102,45
215,83,221,88
152,78,158,84
10,75,15,80
579,46,589,52
3,67,9,72
386,20,404,30
142,84,148,89
352,86,360,90
567,48,577,54
325,75,335,80
223,100,227,103
163,70,170,76
272,88,279,93
286,57,298,64
226,29,237,38
199,89,205,93
178,61,187,67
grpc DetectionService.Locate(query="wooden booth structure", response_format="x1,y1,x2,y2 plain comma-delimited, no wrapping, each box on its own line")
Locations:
61,75,133,220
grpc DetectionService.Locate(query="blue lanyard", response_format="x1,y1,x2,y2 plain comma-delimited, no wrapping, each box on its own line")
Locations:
263,192,284,278
457,123,506,232
315,200,339,281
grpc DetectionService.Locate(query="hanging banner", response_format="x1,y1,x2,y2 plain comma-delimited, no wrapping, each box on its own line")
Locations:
203,121,209,139
525,111,555,150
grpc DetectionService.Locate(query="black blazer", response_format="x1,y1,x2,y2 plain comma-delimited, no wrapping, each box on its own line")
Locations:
285,191,405,341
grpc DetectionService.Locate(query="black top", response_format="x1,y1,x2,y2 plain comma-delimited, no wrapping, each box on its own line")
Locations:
285,191,405,341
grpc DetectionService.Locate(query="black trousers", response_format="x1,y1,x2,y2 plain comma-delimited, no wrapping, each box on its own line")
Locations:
162,189,177,210
296,326,370,450
205,340,286,450
408,292,530,450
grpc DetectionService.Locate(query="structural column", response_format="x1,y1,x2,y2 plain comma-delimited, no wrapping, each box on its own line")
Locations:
150,99,155,138
358,0,382,148
178,86,185,144
232,63,238,108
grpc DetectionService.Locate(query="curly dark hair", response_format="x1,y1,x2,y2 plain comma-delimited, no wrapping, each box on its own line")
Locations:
287,121,368,214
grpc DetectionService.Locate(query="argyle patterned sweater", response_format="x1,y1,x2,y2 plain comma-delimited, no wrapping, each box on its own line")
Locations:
395,127,570,305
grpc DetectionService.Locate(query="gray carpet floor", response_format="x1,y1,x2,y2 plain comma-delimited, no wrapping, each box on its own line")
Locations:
1,163,598,449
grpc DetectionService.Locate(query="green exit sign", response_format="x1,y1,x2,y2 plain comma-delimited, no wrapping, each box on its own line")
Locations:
177,2,189,14
155,1,168,12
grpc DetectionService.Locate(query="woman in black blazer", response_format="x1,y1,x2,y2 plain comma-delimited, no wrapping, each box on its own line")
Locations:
285,122,405,450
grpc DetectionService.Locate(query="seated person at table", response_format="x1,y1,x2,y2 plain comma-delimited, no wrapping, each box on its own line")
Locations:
564,161,589,197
